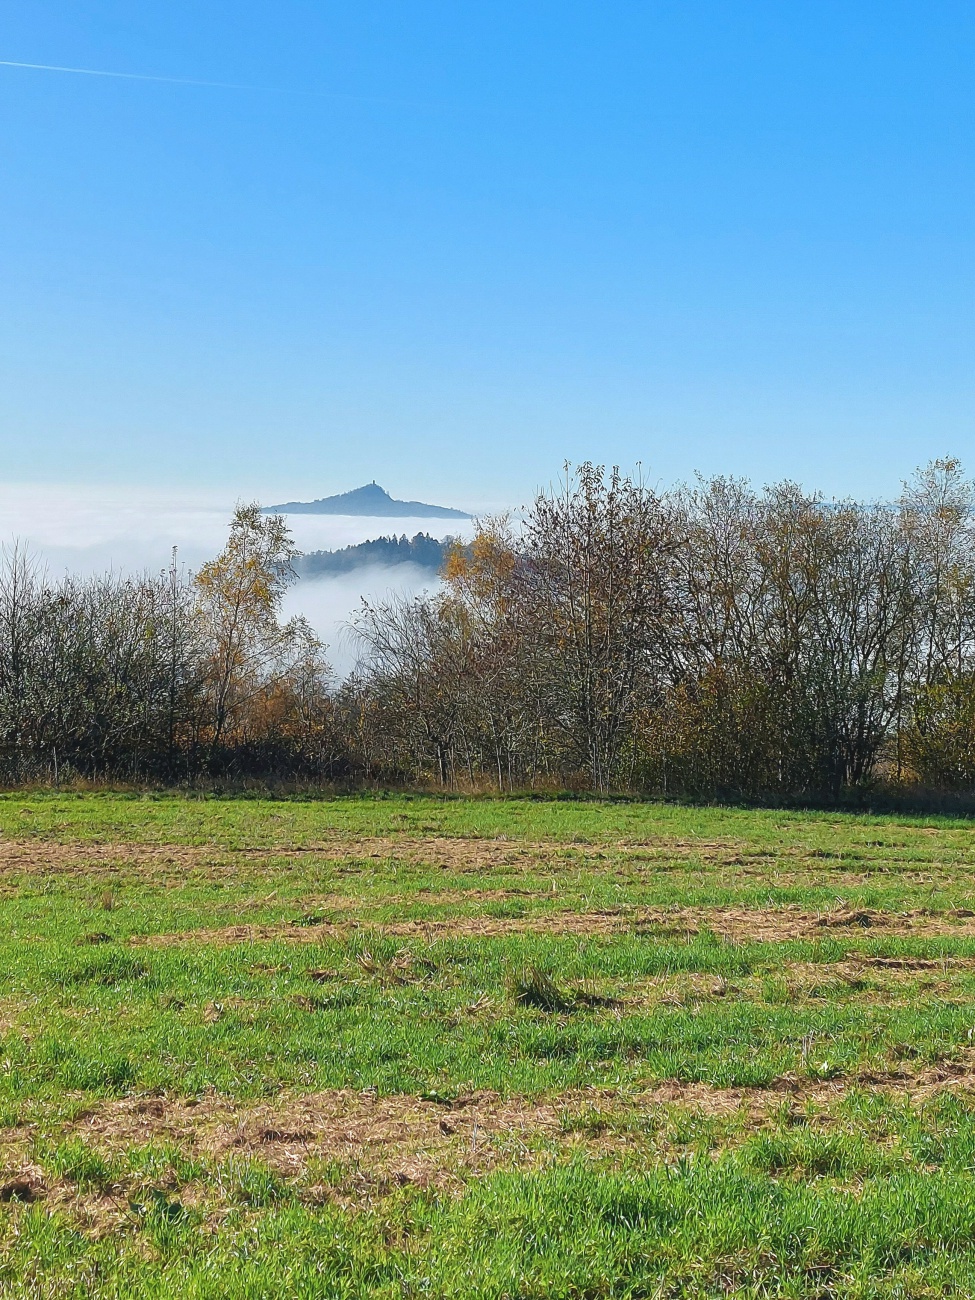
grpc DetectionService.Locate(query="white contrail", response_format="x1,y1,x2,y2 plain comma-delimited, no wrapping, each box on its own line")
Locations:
0,59,269,92
0,58,410,104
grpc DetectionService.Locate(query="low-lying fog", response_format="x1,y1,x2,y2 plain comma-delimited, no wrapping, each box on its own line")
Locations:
0,484,474,676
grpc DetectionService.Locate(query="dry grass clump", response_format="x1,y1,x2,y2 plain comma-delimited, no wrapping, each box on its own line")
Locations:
510,965,575,1012
509,965,620,1012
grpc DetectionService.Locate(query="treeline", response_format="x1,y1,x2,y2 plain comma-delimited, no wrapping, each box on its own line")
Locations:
348,459,975,800
298,532,451,577
0,506,336,782
5,460,975,801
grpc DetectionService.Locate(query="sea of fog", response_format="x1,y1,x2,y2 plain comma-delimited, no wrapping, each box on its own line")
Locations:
0,484,474,676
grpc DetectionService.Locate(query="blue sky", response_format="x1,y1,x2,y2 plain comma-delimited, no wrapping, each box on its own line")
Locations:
1,1,972,508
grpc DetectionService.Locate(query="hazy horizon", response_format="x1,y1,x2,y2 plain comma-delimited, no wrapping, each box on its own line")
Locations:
0,481,476,675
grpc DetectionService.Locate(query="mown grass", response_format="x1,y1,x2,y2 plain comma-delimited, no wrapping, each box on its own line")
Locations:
4,787,975,850
6,930,975,1105
12,1154,975,1297
3,792,975,1295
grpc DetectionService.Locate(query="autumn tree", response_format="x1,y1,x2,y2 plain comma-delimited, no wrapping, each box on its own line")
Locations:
194,504,329,766
440,520,546,787
520,464,679,790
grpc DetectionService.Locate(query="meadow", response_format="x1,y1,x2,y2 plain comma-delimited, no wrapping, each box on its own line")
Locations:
3,793,975,1296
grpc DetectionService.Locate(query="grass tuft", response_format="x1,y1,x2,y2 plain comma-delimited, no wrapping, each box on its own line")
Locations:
510,965,575,1012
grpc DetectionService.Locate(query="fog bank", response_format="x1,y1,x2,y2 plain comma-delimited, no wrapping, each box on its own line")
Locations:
0,483,465,674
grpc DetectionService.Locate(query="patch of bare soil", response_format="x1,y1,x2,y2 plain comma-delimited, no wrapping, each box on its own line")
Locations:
641,904,975,943
9,1055,975,1218
0,1090,576,1219
2,832,964,895
636,1056,975,1117
134,903,975,947
267,835,786,875
0,834,756,880
0,840,214,878
4,1051,975,1238
779,955,974,984
134,911,640,946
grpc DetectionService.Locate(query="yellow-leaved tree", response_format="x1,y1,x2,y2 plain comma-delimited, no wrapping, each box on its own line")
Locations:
195,503,327,765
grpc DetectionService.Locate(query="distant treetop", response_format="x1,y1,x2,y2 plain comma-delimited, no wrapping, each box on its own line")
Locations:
297,532,455,577
263,483,471,519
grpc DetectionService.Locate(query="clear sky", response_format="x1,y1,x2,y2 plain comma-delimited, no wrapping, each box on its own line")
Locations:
1,1,973,508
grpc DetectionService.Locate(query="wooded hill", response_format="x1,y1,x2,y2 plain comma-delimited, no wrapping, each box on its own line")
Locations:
297,533,451,577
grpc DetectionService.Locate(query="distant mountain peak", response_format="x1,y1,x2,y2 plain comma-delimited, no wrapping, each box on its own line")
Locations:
263,483,470,519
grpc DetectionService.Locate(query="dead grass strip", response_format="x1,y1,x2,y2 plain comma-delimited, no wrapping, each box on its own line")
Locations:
1,834,968,886
132,905,975,947
0,834,741,876
8,1060,975,1220
14,1057,975,1170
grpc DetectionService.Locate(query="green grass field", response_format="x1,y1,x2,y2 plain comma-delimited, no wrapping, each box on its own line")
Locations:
3,793,975,1296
